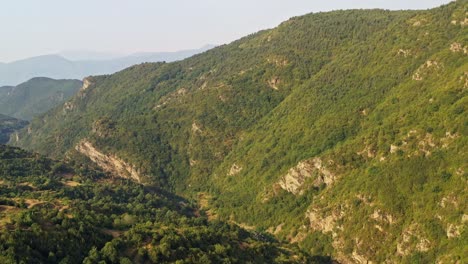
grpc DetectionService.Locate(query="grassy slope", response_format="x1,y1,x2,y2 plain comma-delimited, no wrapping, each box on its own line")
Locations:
13,1,467,262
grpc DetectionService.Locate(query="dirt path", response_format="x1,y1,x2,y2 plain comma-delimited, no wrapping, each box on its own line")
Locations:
101,228,124,238
63,181,81,187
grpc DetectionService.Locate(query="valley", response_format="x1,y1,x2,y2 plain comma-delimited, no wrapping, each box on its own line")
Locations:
0,1,467,263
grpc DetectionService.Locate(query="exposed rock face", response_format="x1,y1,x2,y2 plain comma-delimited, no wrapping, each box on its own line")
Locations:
451,17,468,26
439,195,459,208
62,101,75,114
267,223,285,235
76,77,94,99
357,144,376,158
397,224,431,256
191,122,202,134
397,49,411,57
189,159,198,167
62,78,93,114
176,87,188,95
312,158,336,186
228,163,242,176
446,224,462,238
462,72,468,89
268,77,280,90
352,251,372,264
75,140,142,183
450,42,467,53
388,131,458,157
81,77,93,91
279,157,335,195
412,72,423,81
359,108,369,116
307,206,345,235
91,118,115,138
308,210,337,233
266,55,289,67
370,209,396,225
418,133,436,156
462,18,468,27
412,60,442,81
279,161,313,194
154,87,191,109
412,20,423,27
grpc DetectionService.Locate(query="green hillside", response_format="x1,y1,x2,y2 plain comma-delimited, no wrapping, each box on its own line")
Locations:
0,114,27,144
0,77,82,120
13,1,467,263
0,144,311,263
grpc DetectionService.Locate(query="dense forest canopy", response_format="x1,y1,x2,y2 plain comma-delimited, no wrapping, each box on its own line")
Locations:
7,1,468,263
0,77,82,120
0,144,315,263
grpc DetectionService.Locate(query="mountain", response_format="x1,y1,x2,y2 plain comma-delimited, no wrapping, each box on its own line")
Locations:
59,50,124,61
0,46,215,86
0,144,311,263
0,77,82,120
0,114,27,143
13,1,467,263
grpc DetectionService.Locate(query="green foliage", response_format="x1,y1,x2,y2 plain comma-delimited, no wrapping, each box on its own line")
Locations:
0,77,82,120
11,1,468,263
0,114,27,144
0,145,310,263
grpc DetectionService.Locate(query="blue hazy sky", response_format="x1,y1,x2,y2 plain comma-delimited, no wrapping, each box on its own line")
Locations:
0,0,452,62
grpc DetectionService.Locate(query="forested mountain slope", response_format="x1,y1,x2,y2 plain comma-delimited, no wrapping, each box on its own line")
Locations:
0,77,82,120
0,144,310,263
13,1,467,263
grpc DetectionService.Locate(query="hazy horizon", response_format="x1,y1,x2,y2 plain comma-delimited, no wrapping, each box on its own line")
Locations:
0,44,216,63
0,0,452,62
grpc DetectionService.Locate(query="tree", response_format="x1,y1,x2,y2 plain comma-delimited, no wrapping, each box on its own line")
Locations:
101,242,118,263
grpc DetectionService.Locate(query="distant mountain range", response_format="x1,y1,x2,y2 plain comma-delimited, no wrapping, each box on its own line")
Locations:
0,45,215,86
0,77,82,120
